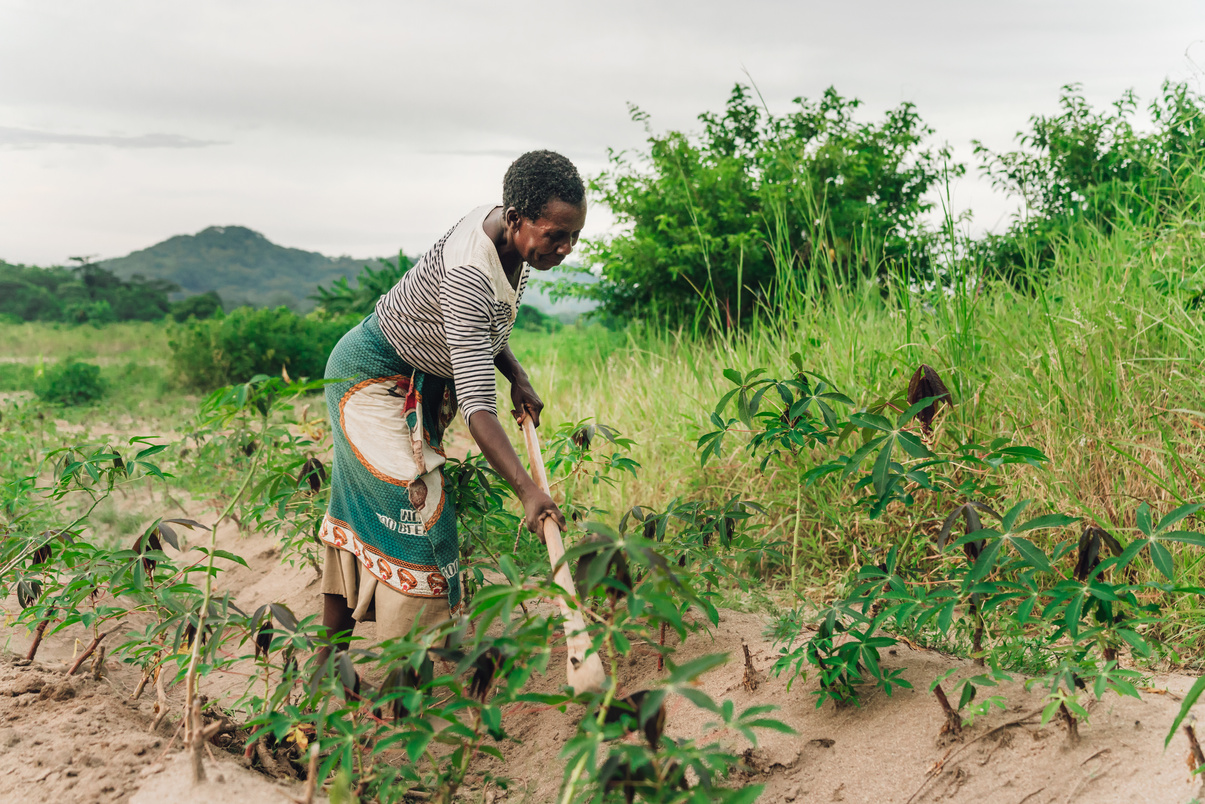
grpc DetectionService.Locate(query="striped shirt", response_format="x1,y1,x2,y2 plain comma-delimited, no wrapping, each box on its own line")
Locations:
376,205,529,422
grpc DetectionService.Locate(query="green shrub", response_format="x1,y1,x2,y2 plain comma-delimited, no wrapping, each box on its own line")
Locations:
169,306,352,390
571,84,952,322
0,363,36,392
972,82,1205,286
170,291,223,322
311,252,411,318
33,360,107,405
61,299,116,326
515,305,561,333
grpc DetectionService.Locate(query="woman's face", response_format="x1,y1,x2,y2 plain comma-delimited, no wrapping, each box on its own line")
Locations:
507,198,587,270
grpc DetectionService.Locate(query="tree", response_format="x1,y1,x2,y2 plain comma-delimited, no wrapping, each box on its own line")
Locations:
566,84,955,324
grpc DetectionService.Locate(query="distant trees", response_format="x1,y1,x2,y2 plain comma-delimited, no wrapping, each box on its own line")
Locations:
170,291,224,322
564,80,1205,324
310,252,412,318
0,258,212,324
104,225,370,312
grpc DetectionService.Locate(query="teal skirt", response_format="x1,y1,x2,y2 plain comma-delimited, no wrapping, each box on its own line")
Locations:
318,312,463,614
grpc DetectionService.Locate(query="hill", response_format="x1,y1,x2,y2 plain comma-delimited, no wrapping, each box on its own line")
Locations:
101,225,373,312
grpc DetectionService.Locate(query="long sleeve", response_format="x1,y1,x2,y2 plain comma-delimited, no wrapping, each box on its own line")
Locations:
439,263,499,422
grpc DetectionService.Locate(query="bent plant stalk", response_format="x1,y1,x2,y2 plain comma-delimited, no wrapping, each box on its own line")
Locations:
790,480,803,590
25,617,51,662
181,425,268,781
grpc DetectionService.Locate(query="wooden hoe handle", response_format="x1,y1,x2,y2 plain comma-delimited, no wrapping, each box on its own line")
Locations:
519,416,606,694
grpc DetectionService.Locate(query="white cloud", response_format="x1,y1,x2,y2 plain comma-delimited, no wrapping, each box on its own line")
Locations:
0,126,224,149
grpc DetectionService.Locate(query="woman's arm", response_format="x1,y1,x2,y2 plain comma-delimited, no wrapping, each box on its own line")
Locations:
437,268,559,534
466,409,563,535
494,344,544,426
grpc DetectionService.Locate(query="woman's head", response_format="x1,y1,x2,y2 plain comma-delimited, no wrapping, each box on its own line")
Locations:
502,150,587,270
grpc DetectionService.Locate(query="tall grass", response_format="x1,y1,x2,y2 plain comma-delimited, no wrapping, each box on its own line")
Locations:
510,165,1205,653
0,321,168,362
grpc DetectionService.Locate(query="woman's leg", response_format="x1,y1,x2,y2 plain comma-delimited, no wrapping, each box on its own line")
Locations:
314,592,356,667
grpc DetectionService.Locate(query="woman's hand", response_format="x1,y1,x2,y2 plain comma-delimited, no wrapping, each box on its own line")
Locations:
510,377,544,427
521,484,565,542
464,409,564,543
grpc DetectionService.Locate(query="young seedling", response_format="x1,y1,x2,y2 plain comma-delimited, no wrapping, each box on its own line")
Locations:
929,667,1011,739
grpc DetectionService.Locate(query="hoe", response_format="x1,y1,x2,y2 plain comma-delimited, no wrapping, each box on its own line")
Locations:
518,415,607,694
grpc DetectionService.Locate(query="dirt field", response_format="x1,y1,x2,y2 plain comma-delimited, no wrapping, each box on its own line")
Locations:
4,502,1205,803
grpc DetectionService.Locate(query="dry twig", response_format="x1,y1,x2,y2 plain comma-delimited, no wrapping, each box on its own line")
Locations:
67,629,113,676
290,744,321,804
150,667,170,732
741,642,759,693
904,708,1043,804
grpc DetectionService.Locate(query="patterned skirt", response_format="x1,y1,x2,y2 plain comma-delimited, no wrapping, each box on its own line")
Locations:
318,312,463,617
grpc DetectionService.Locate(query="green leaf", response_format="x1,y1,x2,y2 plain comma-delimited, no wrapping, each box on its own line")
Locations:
1157,503,1203,533
896,430,932,459
898,395,943,427
664,652,729,685
841,436,885,479
1160,530,1205,548
936,600,957,634
872,436,895,497
678,686,719,712
970,539,1004,582
1000,500,1031,533
1114,539,1146,571
1064,592,1085,637
1152,678,1198,746
713,387,740,417
1150,540,1175,581
850,412,893,432
1136,502,1153,536
742,718,796,735
1009,537,1054,573
1016,514,1078,533
725,785,766,804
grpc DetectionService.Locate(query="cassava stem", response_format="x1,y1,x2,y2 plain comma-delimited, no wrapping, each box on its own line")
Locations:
181,421,267,779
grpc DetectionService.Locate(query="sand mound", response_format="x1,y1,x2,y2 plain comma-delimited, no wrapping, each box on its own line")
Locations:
0,655,319,804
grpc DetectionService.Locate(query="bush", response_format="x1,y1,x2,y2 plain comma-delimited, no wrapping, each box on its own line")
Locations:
973,81,1205,286
515,305,561,333
311,251,412,319
570,84,953,322
34,361,107,406
169,306,353,390
0,363,35,392
170,291,224,322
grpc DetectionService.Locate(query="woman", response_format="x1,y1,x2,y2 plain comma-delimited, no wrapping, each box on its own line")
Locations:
316,150,583,650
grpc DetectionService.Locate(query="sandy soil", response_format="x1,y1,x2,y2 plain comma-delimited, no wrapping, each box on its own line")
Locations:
3,442,1205,802
0,656,323,804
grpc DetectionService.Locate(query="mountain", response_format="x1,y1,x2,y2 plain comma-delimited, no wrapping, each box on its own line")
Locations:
101,225,373,312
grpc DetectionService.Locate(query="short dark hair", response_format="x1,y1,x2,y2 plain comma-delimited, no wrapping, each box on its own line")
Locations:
502,150,585,221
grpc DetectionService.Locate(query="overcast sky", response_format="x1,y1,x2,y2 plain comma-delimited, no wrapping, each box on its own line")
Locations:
2,0,1203,266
